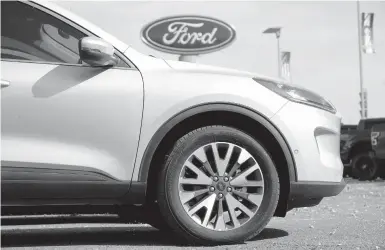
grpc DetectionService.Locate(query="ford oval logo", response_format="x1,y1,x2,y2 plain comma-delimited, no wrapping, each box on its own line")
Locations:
141,16,236,55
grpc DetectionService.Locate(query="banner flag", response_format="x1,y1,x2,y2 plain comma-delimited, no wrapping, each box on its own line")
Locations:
362,13,375,54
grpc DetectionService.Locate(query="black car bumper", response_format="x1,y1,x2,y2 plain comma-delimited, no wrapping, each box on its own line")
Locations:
287,180,346,210
340,150,350,165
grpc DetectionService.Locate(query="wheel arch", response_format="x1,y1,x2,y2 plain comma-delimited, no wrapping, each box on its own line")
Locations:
137,103,297,216
349,140,372,160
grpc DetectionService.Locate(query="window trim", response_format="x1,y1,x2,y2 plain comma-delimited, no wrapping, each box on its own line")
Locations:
1,1,138,71
0,58,131,70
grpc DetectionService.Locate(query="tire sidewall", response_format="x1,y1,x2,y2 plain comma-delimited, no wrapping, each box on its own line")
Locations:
352,152,378,180
160,126,279,243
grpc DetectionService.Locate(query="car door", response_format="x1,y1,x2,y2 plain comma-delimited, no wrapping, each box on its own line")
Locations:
1,1,143,203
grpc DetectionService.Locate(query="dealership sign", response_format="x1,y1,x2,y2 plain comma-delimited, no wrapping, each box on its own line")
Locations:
141,16,236,55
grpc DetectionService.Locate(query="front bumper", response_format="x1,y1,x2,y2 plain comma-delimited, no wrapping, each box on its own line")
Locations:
270,101,346,211
271,101,344,182
287,179,346,210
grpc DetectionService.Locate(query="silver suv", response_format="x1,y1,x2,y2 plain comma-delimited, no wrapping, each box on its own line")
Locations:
1,1,345,245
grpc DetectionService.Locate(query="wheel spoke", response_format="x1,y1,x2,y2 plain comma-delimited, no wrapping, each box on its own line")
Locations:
228,162,241,177
202,161,216,177
211,143,234,176
225,194,240,227
215,199,226,230
193,147,216,177
232,190,263,206
238,148,251,164
211,143,222,175
202,196,216,226
180,178,211,185
180,188,209,204
226,193,254,217
231,179,263,187
228,149,251,177
188,193,216,226
181,161,212,186
230,163,263,187
194,146,208,162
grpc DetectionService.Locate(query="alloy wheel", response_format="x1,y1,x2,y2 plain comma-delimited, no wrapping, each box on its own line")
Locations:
178,142,264,231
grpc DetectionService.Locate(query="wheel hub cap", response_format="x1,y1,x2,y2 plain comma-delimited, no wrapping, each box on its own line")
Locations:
178,142,265,231
216,181,226,192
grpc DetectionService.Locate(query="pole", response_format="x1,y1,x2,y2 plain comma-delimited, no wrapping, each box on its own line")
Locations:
276,31,281,79
179,55,197,63
357,1,365,118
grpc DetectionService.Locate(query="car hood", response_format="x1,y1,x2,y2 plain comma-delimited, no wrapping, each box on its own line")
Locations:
164,59,282,82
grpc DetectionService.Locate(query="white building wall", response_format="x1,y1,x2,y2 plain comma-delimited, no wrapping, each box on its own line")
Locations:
57,1,385,125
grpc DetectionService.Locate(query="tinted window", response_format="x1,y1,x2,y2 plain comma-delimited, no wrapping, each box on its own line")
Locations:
365,121,385,130
1,1,86,64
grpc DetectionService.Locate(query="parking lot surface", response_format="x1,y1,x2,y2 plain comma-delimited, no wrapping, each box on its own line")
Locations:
1,179,385,250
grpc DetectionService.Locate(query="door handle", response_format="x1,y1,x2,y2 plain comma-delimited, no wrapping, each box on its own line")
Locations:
1,80,10,88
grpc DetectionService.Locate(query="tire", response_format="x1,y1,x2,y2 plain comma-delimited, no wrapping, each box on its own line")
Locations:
157,126,280,245
117,203,171,232
117,204,171,231
351,152,379,181
343,167,352,178
376,160,385,180
144,202,172,231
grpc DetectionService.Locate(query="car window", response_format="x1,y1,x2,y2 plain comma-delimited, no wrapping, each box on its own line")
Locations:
365,121,385,130
1,1,87,64
1,1,131,68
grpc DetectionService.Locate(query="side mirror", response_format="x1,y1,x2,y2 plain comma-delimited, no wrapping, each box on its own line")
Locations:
79,37,118,67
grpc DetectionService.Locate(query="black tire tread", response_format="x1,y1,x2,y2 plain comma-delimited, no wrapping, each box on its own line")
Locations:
351,151,378,181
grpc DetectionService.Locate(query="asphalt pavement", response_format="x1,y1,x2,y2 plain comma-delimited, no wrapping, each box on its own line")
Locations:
1,178,385,250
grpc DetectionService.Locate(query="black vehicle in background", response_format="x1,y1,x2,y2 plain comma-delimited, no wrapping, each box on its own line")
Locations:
340,118,385,180
341,124,358,133
371,124,385,178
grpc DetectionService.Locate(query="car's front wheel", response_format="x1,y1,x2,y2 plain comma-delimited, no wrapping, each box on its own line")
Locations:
157,126,279,245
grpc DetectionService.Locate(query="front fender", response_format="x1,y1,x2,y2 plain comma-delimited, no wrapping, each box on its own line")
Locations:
132,103,296,184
